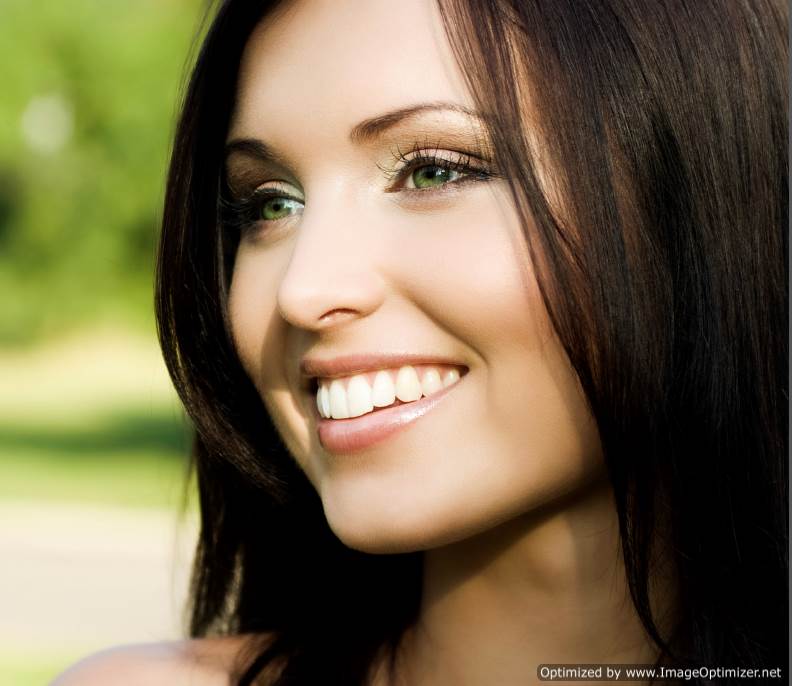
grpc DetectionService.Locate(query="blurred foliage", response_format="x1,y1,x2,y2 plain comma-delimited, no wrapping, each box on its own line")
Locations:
0,326,193,502
0,411,191,509
0,651,76,686
0,0,203,345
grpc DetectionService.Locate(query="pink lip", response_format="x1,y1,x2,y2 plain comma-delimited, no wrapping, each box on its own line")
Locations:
301,353,467,381
314,377,462,454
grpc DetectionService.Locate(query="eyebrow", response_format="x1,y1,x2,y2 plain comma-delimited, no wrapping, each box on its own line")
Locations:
225,102,483,160
224,138,288,166
348,102,482,144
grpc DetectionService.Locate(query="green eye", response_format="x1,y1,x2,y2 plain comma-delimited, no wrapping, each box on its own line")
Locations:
411,165,463,189
260,196,302,221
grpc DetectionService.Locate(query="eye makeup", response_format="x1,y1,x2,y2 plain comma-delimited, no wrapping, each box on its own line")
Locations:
223,138,296,195
222,144,304,238
220,180,304,238
220,136,499,237
379,141,497,194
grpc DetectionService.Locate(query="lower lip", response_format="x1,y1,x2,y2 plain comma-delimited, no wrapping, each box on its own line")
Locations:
315,379,462,454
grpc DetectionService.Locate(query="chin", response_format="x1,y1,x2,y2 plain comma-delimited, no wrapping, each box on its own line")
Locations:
322,505,434,555
320,492,456,554
318,487,519,555
331,526,428,555
317,461,612,556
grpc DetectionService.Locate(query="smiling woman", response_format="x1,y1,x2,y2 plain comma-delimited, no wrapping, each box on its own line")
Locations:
53,0,787,685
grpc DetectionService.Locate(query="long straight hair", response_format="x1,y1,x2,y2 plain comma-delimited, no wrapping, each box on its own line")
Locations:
155,1,788,684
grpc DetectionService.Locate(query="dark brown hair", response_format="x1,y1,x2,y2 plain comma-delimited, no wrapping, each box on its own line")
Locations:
156,1,788,683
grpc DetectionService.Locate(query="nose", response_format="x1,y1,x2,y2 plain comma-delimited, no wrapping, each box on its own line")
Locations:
275,196,387,332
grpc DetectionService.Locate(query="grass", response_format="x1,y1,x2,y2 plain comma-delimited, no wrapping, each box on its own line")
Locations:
0,328,196,509
0,407,192,509
0,327,197,683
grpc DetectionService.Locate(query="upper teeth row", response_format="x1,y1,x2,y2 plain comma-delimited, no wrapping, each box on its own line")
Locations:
316,364,462,419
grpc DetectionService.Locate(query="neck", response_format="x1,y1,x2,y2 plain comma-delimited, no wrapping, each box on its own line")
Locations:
393,479,676,686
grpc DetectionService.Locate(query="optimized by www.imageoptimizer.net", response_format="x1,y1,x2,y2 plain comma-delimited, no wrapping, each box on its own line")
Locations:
537,664,784,681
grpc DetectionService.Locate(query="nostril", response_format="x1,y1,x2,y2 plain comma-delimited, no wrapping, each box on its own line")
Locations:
318,308,358,326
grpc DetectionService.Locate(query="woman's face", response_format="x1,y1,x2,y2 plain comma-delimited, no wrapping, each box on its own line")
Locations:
226,0,603,553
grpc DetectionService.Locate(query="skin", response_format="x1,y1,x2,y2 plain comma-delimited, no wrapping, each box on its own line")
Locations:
228,0,604,557
226,0,674,684
53,0,675,683
50,636,250,686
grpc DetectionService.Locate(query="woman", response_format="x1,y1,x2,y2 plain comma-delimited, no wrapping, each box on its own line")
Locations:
55,0,787,684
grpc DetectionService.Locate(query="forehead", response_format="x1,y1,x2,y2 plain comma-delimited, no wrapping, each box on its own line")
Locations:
230,0,473,139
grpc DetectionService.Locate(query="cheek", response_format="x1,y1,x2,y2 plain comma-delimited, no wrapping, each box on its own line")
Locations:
386,188,594,476
227,244,285,381
323,191,603,549
458,203,603,488
228,244,302,441
229,265,264,380
392,185,553,366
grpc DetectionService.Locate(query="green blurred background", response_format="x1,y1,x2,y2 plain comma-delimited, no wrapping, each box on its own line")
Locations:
0,1,204,683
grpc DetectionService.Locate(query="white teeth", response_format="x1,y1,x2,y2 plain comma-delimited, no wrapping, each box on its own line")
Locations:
346,375,374,418
371,370,396,407
328,379,350,419
319,384,331,418
315,364,464,420
316,385,324,415
395,365,423,402
421,368,443,396
442,368,460,388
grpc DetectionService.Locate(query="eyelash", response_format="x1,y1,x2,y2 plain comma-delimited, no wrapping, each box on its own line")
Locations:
221,145,495,233
220,186,300,235
379,144,495,192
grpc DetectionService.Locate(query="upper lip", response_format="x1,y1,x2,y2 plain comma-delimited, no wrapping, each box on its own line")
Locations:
300,353,468,385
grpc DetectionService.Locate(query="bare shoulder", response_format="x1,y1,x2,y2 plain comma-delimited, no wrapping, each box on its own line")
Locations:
50,635,257,686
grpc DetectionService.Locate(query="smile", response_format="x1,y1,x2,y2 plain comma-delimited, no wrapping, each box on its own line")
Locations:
312,364,467,454
315,363,464,419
